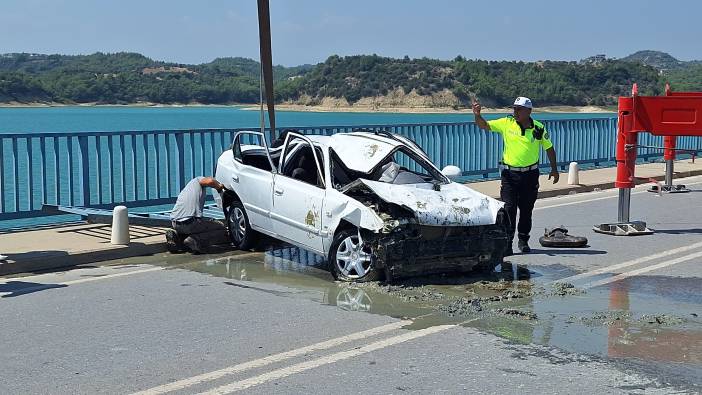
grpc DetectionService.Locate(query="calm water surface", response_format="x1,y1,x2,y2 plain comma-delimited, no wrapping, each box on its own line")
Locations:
0,106,615,133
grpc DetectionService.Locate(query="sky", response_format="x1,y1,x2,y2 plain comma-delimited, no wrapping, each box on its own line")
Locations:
2,0,701,66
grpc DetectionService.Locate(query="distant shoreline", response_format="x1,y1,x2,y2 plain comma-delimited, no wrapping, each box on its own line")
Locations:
0,101,249,109
268,104,616,114
0,101,616,114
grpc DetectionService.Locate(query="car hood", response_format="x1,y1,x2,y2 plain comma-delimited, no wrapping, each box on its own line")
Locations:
342,179,504,226
328,133,401,173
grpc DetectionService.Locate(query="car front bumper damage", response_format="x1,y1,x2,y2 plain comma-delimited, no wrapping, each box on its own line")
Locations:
369,222,509,281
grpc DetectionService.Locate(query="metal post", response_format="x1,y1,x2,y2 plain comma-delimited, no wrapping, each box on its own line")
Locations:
665,159,674,187
79,136,91,207
617,188,630,223
649,135,689,193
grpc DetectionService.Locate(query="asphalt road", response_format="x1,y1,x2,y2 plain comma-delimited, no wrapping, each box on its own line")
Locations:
1,175,701,394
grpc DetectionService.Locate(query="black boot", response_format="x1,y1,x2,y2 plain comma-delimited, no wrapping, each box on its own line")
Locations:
517,233,531,253
166,229,186,253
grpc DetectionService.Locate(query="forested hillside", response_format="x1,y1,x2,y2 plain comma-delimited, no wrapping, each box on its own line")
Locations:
0,51,696,107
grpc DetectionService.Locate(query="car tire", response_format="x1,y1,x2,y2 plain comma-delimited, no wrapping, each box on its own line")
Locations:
328,228,380,283
227,199,258,250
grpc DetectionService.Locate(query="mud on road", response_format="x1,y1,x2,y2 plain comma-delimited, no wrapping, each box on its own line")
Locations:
157,245,701,379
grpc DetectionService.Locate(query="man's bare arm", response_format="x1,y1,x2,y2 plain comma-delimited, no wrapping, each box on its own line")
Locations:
199,177,224,192
472,98,490,131
546,147,560,184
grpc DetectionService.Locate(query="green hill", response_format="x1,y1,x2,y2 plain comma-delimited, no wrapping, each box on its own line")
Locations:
621,50,685,70
0,51,671,106
279,54,662,107
618,50,702,91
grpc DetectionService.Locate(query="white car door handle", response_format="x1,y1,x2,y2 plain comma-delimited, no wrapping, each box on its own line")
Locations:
274,187,284,195
231,175,239,183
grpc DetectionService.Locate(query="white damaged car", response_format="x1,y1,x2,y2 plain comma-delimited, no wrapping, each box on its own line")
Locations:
215,130,509,282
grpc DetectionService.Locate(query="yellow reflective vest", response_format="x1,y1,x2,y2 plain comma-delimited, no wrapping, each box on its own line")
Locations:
487,116,553,167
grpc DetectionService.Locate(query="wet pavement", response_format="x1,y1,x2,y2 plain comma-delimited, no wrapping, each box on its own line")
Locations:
144,175,702,390
154,243,702,389
2,175,702,393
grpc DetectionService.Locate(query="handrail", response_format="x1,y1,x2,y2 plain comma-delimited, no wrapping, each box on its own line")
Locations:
1,118,699,222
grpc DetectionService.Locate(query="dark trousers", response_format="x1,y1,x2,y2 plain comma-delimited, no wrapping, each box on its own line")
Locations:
500,168,540,243
172,217,229,247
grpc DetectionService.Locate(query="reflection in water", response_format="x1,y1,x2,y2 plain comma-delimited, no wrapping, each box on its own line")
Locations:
334,286,373,312
264,246,326,272
162,243,702,382
607,280,702,364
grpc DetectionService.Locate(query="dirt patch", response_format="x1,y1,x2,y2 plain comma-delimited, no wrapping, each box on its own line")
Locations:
357,283,448,303
569,311,631,326
495,308,538,320
550,282,585,296
637,314,685,326
438,297,483,316
568,312,687,327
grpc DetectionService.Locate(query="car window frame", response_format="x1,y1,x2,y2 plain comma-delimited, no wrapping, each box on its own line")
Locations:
279,132,326,189
231,130,276,173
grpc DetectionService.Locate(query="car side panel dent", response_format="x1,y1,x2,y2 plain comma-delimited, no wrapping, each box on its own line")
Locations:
322,189,384,254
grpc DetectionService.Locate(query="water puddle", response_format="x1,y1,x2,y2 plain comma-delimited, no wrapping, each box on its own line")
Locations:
141,243,702,387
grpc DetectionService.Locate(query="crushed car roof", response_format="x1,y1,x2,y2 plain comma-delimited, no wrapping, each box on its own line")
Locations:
304,132,405,173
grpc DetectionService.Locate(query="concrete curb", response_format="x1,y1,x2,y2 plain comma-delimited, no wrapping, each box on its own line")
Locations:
537,168,702,199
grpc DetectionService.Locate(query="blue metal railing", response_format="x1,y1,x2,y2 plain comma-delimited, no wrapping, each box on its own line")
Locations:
1,118,700,221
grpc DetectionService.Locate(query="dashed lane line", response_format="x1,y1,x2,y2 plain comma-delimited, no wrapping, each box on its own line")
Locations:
131,320,413,395
551,240,702,286
584,249,702,289
196,324,456,394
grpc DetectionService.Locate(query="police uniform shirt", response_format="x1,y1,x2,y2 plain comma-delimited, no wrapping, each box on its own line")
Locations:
487,116,553,167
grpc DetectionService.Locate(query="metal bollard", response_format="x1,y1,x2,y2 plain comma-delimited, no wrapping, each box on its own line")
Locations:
111,205,130,245
567,162,579,185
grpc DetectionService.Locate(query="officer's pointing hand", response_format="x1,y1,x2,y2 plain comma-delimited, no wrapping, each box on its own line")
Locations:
548,170,560,184
471,98,481,115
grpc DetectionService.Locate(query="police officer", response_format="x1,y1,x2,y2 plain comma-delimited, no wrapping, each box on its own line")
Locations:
472,97,559,255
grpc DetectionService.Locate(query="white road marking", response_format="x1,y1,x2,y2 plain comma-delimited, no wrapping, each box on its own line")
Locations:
535,193,620,210
197,324,455,395
0,267,164,295
552,240,702,285
584,249,702,288
534,178,702,211
131,320,412,395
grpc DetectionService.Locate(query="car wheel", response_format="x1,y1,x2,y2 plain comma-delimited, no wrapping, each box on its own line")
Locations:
328,228,380,282
227,199,257,250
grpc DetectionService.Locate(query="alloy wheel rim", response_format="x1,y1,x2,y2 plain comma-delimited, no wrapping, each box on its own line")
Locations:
335,235,372,278
231,207,246,243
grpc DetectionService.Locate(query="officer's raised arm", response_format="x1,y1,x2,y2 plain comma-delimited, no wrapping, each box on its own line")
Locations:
472,98,490,131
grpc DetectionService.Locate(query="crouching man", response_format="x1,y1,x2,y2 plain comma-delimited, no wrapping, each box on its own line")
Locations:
166,176,230,254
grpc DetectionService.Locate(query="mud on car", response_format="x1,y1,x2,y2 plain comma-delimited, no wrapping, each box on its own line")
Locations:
215,129,509,282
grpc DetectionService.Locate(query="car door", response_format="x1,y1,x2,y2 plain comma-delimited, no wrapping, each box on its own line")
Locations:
270,133,326,254
230,131,275,232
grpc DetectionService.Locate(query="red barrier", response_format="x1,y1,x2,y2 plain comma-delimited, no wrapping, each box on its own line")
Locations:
615,84,702,189
596,84,702,235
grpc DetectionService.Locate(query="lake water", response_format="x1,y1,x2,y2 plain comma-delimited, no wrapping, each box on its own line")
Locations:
0,106,615,133
0,106,620,230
